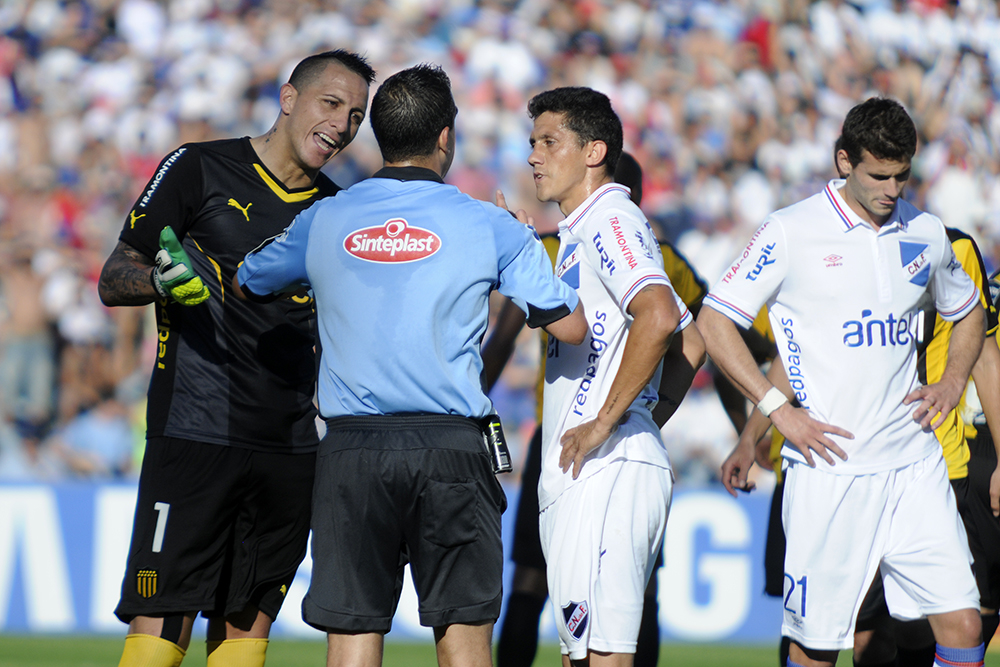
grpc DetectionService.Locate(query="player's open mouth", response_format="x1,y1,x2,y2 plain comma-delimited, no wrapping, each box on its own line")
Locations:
316,132,338,152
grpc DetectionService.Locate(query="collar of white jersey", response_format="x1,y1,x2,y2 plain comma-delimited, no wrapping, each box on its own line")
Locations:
823,179,906,233
560,182,633,233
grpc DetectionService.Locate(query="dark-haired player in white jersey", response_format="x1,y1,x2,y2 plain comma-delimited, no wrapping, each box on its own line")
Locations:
702,97,986,667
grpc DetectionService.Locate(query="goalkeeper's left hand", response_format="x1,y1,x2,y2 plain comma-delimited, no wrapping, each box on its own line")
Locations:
152,226,210,305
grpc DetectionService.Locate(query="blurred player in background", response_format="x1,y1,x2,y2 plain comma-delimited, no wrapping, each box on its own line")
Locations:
98,50,375,667
704,97,986,667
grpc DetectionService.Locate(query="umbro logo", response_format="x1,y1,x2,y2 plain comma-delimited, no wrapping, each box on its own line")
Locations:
823,254,843,267
228,198,252,221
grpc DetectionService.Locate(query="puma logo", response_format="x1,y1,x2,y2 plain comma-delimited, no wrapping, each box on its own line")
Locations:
129,211,146,228
228,199,252,221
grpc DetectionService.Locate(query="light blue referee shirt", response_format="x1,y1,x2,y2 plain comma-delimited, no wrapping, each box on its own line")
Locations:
237,166,579,420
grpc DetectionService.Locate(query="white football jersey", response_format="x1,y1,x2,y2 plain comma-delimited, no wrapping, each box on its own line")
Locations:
705,180,979,474
540,183,692,510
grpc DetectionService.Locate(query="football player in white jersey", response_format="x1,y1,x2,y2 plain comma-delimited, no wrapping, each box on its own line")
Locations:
527,86,703,667
700,97,986,667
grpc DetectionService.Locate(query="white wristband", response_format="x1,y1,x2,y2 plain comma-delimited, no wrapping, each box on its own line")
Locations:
757,387,788,418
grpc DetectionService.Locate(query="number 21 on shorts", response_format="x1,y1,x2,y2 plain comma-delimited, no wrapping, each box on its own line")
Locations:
783,573,807,617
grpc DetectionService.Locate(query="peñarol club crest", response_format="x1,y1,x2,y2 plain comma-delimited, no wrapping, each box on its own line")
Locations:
137,569,158,598
344,218,441,263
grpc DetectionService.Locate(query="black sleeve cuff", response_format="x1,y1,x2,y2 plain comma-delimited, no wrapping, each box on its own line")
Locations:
525,302,572,329
240,282,279,304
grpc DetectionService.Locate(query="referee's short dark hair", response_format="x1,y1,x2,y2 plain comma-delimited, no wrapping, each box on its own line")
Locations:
528,87,623,177
370,64,458,164
839,97,916,167
289,50,376,90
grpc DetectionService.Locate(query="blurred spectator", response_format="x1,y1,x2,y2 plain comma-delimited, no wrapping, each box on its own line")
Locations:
0,0,998,484
46,390,135,479
0,242,56,436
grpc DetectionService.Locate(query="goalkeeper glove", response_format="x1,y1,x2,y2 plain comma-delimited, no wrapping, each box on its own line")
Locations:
152,227,210,305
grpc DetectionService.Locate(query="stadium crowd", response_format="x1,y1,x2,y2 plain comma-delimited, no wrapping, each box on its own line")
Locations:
2,0,1000,482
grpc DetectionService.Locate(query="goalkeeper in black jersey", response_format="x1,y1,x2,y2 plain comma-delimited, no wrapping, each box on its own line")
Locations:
98,50,374,667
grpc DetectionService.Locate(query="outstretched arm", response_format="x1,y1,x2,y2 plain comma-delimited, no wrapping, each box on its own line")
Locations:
651,321,706,428
481,297,528,394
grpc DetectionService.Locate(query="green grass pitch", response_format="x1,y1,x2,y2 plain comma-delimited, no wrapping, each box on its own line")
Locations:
8,636,1000,666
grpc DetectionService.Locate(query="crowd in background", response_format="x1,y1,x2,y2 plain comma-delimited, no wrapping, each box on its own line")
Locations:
1,0,1000,483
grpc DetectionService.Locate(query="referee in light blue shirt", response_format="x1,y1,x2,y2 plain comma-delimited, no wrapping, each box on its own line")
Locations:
234,64,586,667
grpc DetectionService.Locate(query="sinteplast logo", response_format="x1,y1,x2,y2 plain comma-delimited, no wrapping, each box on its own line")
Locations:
344,218,441,263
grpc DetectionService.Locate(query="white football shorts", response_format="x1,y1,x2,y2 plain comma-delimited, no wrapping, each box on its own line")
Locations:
540,442,673,660
781,452,978,650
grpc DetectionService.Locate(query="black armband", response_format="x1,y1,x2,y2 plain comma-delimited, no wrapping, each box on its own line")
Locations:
525,302,571,329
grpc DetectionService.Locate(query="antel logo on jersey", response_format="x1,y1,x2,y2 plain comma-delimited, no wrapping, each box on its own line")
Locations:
345,218,441,263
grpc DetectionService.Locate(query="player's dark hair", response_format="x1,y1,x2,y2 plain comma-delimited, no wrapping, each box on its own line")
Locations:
839,97,916,167
369,64,457,163
614,151,642,205
288,50,376,90
528,87,623,177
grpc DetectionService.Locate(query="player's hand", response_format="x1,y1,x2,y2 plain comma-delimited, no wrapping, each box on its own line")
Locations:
153,227,209,306
903,378,963,432
991,463,1000,517
559,417,617,479
770,403,852,467
496,190,534,227
721,437,757,497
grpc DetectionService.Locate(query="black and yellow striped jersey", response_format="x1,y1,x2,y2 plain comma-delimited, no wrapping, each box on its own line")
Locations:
915,228,998,479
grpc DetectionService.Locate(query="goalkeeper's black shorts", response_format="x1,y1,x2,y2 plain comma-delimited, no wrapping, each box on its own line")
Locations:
115,436,315,623
303,414,506,633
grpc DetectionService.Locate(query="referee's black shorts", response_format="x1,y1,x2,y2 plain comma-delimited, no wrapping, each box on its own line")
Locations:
303,414,506,633
115,437,315,623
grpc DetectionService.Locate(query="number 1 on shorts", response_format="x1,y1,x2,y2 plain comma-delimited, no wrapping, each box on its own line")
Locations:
152,502,170,553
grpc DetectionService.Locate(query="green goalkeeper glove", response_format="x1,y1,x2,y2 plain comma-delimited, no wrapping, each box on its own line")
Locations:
152,226,210,305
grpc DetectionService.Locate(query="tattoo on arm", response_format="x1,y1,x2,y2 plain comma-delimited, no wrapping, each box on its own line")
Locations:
98,241,158,307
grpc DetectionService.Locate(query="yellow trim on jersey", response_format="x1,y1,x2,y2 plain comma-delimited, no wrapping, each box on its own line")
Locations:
191,238,225,305
253,164,318,202
931,235,989,479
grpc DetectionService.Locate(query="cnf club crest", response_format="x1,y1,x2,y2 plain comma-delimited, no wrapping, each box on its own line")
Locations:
562,600,589,640
344,218,441,263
